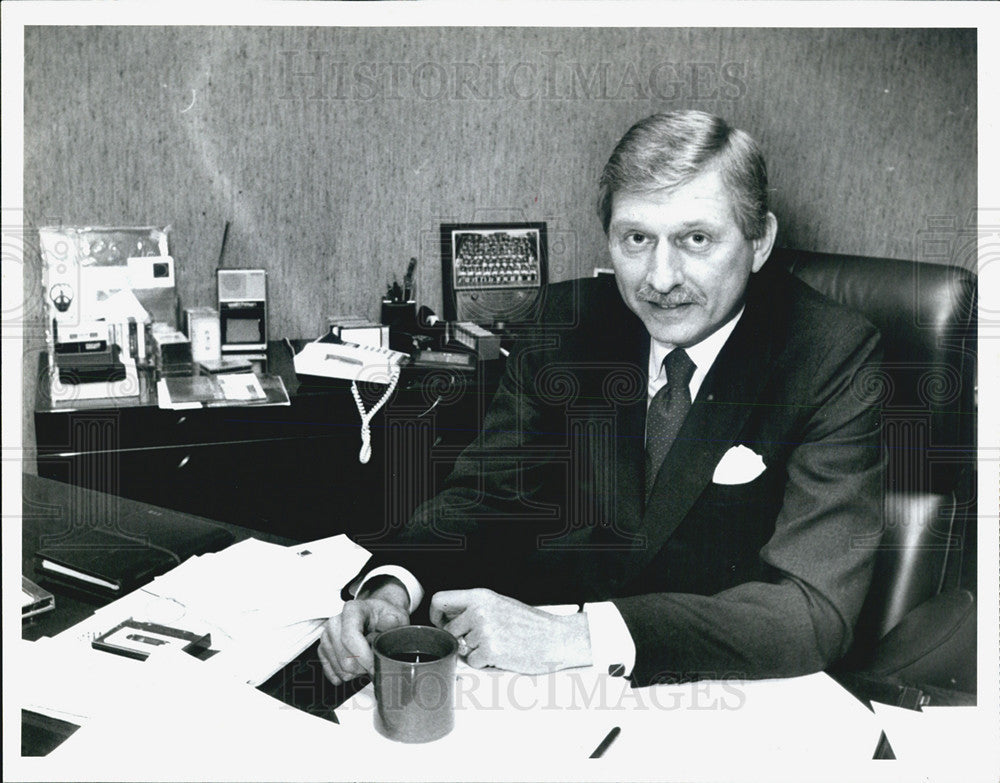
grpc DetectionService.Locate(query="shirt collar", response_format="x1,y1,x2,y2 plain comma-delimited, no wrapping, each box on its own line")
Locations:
648,306,745,398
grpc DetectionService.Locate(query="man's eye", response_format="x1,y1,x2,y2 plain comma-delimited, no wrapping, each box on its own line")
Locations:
684,232,710,248
624,232,648,246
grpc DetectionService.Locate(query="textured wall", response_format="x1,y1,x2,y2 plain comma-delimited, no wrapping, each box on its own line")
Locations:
22,27,976,453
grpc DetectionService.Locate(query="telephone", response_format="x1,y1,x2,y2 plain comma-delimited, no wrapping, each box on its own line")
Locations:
293,337,408,383
294,337,409,464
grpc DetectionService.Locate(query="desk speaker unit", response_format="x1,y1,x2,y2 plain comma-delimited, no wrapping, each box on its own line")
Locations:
218,269,267,357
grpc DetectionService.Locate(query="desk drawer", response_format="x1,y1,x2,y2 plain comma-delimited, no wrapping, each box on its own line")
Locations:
35,394,361,455
36,432,387,540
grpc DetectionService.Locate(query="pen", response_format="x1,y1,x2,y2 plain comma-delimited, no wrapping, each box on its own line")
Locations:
589,726,621,758
403,256,417,301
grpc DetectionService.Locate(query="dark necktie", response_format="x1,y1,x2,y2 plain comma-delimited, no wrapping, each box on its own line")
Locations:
645,348,696,497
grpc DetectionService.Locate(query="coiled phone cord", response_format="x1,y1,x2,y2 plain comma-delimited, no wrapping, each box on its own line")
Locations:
351,366,402,464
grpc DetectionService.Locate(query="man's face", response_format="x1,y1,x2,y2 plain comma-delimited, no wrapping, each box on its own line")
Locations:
607,168,776,347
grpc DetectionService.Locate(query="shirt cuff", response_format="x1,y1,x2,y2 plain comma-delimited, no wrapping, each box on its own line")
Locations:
583,601,636,677
352,566,425,614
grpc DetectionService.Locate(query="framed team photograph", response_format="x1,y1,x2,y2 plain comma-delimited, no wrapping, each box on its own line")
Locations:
440,222,548,324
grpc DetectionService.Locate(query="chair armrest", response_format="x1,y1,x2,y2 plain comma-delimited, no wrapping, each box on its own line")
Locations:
862,589,976,695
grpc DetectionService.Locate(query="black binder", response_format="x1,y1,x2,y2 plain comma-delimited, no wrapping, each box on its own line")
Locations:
34,509,235,598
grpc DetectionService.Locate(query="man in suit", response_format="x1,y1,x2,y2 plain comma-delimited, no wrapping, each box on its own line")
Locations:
320,110,884,687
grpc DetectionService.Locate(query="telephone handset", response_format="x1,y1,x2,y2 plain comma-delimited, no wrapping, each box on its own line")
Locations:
293,338,409,463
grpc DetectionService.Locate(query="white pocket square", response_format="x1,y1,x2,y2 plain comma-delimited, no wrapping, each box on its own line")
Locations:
712,445,766,485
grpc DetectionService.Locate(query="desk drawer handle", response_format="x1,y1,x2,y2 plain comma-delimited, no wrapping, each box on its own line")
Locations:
177,454,191,469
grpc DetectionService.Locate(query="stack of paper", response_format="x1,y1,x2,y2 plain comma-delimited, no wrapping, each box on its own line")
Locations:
156,372,290,410
142,535,370,636
21,634,149,725
24,533,371,729
136,535,370,683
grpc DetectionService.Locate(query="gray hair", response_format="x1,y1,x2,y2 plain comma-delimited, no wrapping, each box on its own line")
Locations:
598,110,769,240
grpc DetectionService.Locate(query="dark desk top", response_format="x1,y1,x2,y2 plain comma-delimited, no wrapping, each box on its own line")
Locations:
21,473,294,641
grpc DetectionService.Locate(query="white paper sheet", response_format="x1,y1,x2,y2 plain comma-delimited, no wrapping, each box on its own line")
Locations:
41,646,343,780
27,533,372,727
606,672,884,774
873,701,998,772
142,534,371,636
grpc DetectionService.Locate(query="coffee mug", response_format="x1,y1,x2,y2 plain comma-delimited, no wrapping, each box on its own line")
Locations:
372,625,459,743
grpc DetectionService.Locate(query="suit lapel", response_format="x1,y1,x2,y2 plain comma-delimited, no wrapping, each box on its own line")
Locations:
630,277,781,573
583,281,650,545
610,316,649,542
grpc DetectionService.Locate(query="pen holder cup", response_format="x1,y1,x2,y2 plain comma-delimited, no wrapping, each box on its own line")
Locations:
372,625,458,743
380,300,417,330
380,300,417,352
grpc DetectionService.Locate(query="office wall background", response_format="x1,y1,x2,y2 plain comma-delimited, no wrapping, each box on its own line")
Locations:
21,27,976,459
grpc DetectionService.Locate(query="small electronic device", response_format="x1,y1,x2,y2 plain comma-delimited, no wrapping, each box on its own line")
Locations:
448,321,501,360
294,337,408,383
327,316,389,349
150,324,194,377
53,321,128,384
410,349,476,371
440,222,547,326
218,268,267,355
294,336,409,465
108,318,147,364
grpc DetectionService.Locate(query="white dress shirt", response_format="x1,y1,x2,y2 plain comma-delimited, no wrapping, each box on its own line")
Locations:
357,307,745,676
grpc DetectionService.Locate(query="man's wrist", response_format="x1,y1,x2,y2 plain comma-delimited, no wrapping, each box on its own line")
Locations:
584,601,636,677
353,566,424,613
557,612,593,670
357,574,410,612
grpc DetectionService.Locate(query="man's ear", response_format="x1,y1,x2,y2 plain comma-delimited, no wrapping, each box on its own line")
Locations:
750,212,778,273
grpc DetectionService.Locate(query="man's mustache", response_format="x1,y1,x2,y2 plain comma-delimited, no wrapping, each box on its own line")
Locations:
637,285,706,307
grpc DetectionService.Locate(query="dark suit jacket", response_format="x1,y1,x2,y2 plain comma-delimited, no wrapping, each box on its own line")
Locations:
366,263,884,686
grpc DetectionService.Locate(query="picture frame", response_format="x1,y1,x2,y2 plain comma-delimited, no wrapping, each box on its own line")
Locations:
439,222,548,325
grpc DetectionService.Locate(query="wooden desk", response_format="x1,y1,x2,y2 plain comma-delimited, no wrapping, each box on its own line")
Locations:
18,480,976,767
34,342,502,541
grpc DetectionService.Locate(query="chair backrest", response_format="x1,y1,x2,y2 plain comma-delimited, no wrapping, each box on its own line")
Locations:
770,247,977,652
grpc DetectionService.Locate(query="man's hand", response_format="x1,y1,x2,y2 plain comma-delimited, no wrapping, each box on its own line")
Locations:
429,588,592,674
318,577,410,685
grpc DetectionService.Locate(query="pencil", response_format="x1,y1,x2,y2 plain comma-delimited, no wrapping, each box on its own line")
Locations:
589,726,621,758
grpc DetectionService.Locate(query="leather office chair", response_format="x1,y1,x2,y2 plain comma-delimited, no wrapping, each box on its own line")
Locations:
771,247,978,696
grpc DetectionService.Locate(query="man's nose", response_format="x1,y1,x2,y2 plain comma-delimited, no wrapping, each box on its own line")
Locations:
645,242,683,291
